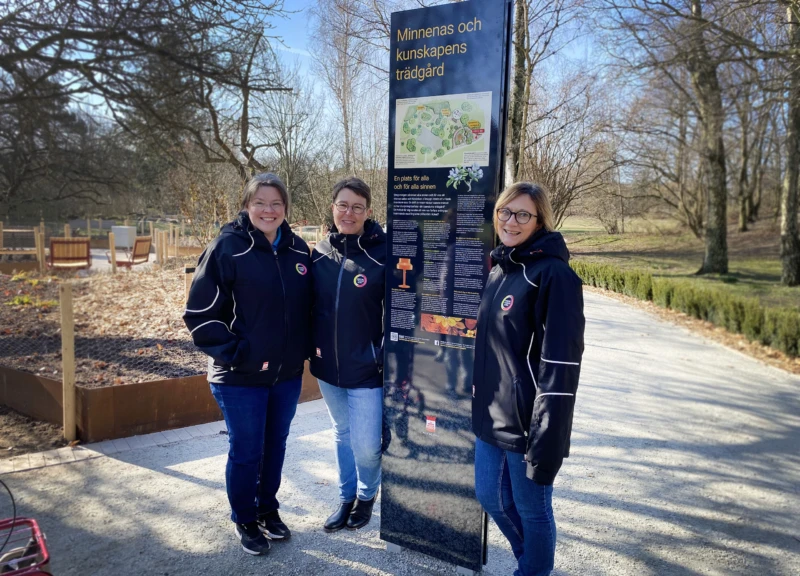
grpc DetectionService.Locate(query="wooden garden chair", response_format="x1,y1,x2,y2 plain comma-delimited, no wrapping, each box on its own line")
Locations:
107,235,152,269
48,238,91,270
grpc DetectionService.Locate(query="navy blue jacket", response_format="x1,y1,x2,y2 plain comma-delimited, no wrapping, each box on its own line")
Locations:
183,213,312,386
472,229,585,485
310,220,386,388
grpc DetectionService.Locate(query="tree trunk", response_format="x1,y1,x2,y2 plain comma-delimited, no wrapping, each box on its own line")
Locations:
507,0,527,184
688,0,728,274
781,3,800,285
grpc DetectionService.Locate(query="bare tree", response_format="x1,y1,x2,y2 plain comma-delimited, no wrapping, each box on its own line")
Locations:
780,2,800,285
311,0,369,173
520,68,617,227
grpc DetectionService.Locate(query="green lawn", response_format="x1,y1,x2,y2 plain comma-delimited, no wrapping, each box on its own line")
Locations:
561,216,800,311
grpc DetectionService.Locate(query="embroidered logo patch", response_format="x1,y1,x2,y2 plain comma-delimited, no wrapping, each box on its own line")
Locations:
296,263,308,275
261,362,269,371
316,348,322,358
354,274,368,288
501,295,514,311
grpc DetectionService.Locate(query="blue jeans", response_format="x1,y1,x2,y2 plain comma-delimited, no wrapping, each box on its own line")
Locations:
210,377,302,524
475,437,556,576
318,380,383,502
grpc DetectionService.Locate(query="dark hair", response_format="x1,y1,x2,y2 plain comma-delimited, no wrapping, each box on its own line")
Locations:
241,173,289,211
332,177,371,208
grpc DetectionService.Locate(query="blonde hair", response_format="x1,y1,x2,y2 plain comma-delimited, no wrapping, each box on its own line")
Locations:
240,173,289,211
493,182,554,233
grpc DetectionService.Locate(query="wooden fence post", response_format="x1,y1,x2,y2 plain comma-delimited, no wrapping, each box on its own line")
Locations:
109,232,117,274
39,218,45,236
185,266,195,303
64,223,71,238
86,216,91,239
33,228,40,268
37,231,46,273
60,282,76,442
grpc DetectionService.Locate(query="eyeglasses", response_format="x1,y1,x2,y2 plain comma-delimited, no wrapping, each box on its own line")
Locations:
251,201,285,212
497,208,537,225
334,202,367,215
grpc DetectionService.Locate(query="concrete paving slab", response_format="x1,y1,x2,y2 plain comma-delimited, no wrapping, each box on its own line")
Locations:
111,437,132,452
54,447,76,463
40,450,60,466
4,292,800,575
160,430,182,444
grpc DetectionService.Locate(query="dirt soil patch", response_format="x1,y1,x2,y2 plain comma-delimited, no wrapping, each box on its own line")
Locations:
0,405,67,459
0,258,205,388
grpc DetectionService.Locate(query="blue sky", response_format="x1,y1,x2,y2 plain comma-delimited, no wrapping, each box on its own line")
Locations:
273,0,316,65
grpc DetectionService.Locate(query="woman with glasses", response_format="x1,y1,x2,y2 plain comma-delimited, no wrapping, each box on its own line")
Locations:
472,182,585,576
310,177,386,532
184,173,312,556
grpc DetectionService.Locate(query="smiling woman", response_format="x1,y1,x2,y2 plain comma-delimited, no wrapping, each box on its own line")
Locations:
183,172,312,556
473,181,584,576
242,174,289,243
310,177,387,533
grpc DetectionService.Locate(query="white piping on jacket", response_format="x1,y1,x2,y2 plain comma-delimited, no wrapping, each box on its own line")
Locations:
230,293,237,331
185,286,219,313
358,236,384,266
537,392,574,398
508,248,538,287
527,331,538,388
288,237,307,255
542,358,580,366
189,319,234,335
232,230,255,257
313,248,335,262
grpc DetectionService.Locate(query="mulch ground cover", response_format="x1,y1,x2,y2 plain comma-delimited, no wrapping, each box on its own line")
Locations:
0,259,205,388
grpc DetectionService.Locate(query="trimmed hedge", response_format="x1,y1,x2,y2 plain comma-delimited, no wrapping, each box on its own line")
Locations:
571,260,800,357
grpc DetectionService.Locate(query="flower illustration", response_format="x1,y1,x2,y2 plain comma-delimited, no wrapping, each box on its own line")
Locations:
447,163,484,192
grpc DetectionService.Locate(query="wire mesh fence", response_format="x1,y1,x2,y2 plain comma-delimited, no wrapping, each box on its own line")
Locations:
0,258,206,387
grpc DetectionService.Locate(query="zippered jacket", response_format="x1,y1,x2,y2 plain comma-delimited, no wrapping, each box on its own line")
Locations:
472,229,585,485
183,212,312,386
310,220,386,388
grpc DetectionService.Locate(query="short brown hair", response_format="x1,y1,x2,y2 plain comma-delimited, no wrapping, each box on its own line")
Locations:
332,177,371,208
241,173,289,211
493,182,554,233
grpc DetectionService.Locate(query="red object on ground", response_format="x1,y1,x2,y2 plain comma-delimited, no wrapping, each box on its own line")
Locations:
0,518,51,575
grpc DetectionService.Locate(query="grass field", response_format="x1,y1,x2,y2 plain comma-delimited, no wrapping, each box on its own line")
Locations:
561,215,800,311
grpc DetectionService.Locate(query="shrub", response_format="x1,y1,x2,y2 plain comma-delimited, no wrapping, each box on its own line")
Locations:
570,259,799,357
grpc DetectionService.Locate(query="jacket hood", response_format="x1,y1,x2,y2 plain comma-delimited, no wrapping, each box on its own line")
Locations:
221,211,294,251
492,228,570,268
328,219,386,252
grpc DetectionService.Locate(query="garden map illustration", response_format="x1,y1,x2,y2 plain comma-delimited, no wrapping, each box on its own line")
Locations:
395,91,492,169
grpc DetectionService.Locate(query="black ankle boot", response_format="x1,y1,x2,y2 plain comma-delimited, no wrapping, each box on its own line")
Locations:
323,501,355,532
346,496,376,530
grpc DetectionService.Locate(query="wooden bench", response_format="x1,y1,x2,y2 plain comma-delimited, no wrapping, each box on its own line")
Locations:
107,235,152,269
48,238,91,270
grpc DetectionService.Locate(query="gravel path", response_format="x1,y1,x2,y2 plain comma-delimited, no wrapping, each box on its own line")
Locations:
3,291,800,575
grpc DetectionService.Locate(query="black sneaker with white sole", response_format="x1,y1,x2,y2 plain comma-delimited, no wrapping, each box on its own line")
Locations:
234,522,271,555
257,510,291,540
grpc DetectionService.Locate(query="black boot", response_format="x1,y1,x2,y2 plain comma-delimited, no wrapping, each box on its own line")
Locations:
323,500,355,532
346,496,376,530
